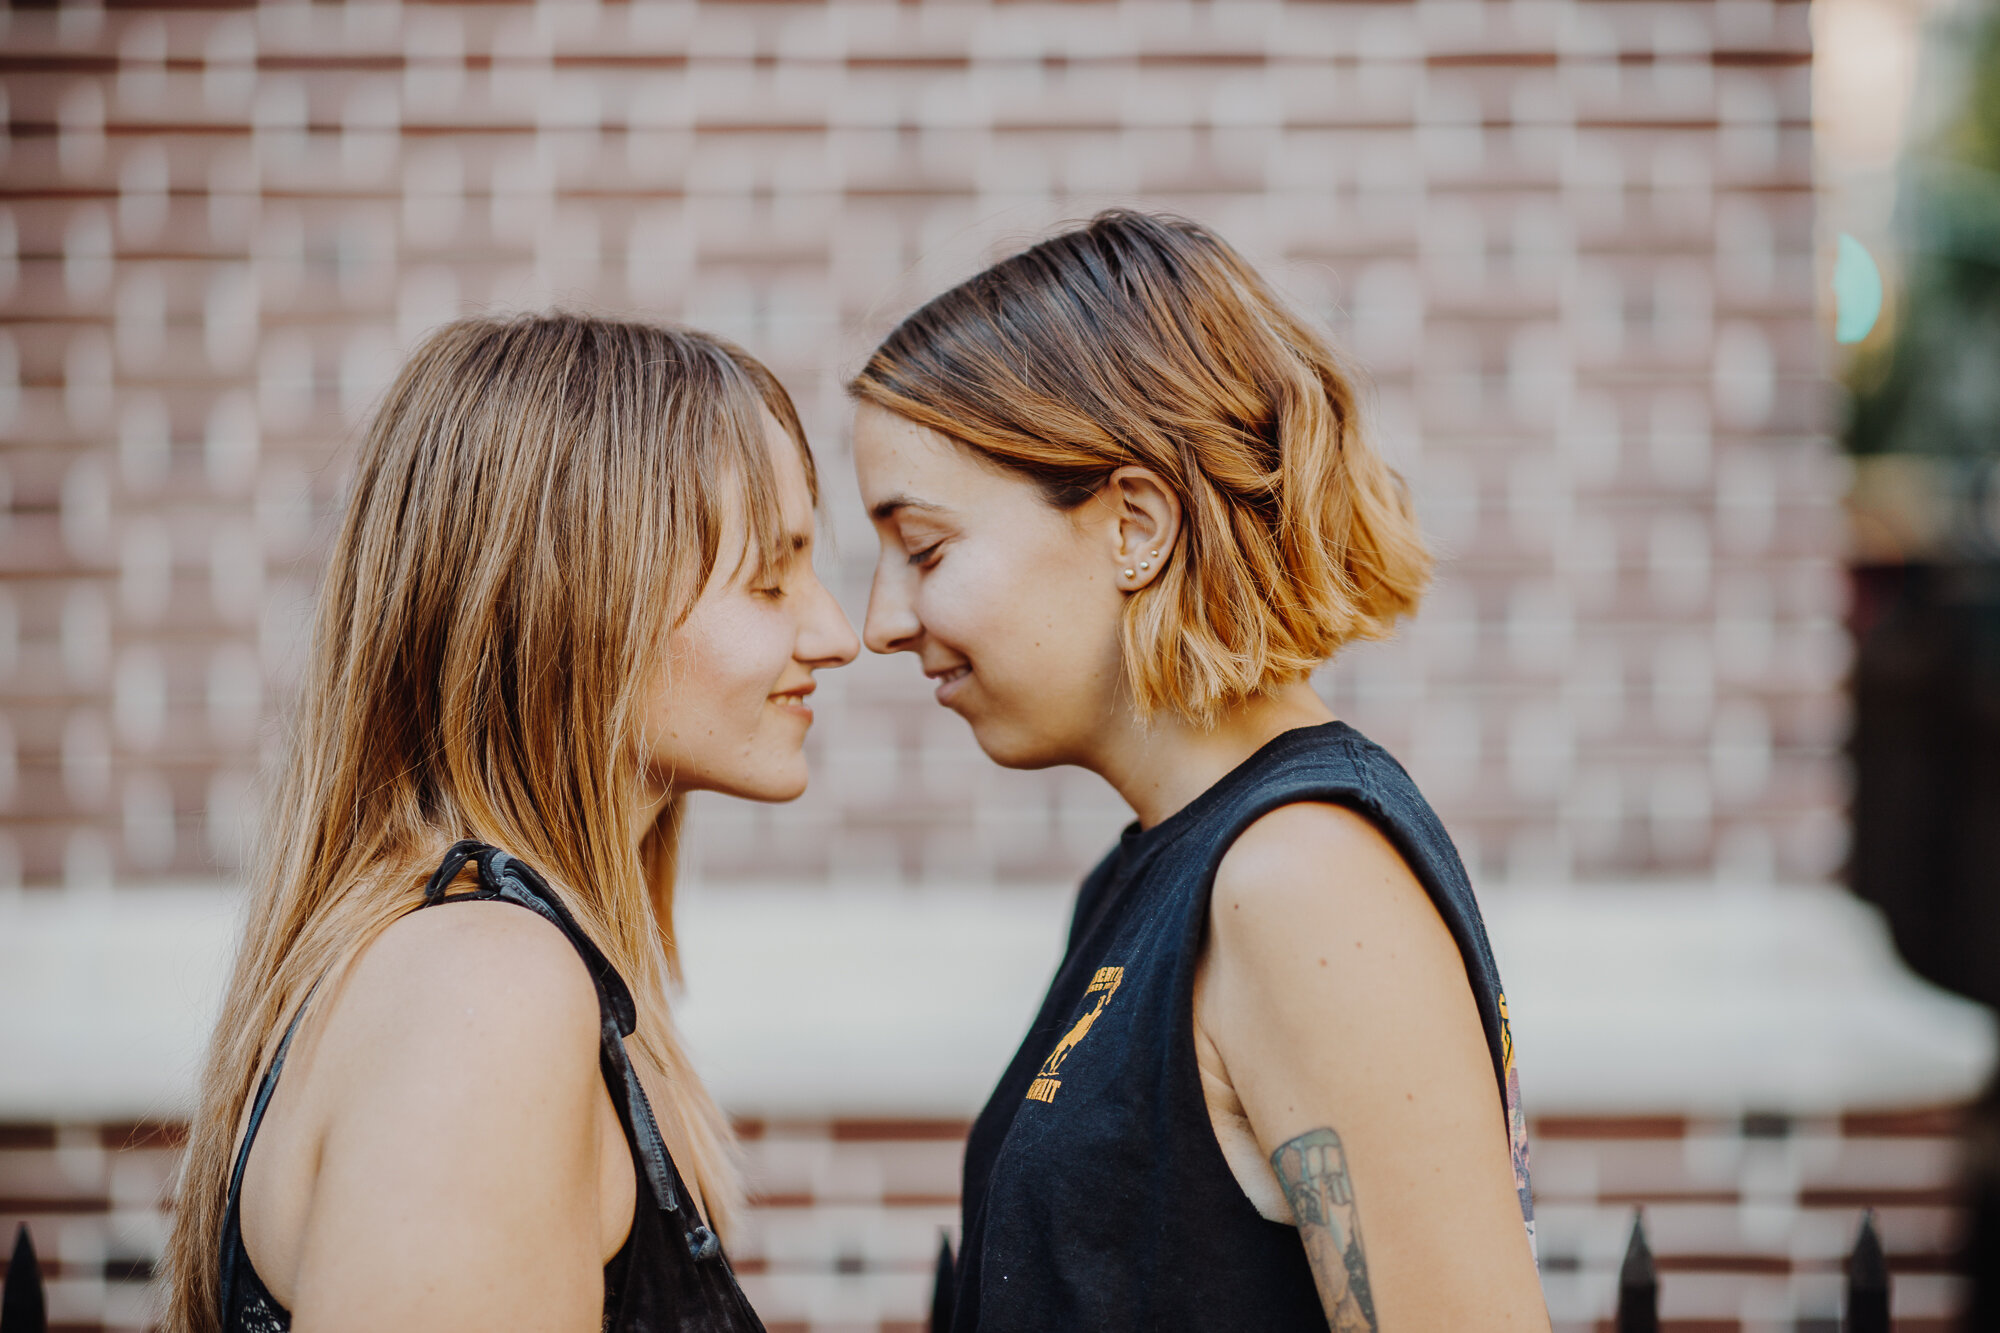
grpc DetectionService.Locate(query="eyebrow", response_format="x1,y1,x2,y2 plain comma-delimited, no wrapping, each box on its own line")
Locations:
869,493,949,522
734,530,812,582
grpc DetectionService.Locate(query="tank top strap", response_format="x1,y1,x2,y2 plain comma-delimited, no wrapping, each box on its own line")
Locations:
1200,725,1402,853
421,840,721,1263
218,975,321,1319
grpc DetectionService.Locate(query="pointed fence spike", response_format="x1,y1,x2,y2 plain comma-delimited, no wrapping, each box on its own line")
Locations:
1847,1209,1891,1333
1616,1209,1659,1333
1620,1210,1657,1287
929,1232,955,1333
1,1223,48,1333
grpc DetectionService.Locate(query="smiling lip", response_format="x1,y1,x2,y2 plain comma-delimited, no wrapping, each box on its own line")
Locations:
927,664,971,706
769,683,815,719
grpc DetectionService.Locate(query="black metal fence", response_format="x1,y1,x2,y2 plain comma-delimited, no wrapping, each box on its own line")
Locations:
1616,1209,1891,1333
2,1227,44,1333
0,1210,1916,1333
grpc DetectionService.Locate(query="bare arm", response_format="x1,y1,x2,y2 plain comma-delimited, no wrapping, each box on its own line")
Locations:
284,904,620,1333
1271,1127,1377,1332
1201,803,1546,1330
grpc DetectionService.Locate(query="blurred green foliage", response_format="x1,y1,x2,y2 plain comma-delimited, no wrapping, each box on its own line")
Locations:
1845,2,2000,469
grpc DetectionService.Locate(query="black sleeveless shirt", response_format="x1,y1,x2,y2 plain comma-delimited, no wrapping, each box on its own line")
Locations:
941,723,1535,1332
218,841,767,1333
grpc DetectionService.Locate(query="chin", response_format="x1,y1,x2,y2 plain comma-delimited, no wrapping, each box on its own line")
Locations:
699,755,811,803
738,770,810,803
967,717,1066,772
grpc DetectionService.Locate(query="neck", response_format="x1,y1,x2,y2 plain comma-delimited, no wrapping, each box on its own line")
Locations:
1086,679,1335,829
635,776,676,861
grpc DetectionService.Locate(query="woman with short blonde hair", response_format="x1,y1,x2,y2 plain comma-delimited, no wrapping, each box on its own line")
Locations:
165,314,857,1333
851,211,1545,1331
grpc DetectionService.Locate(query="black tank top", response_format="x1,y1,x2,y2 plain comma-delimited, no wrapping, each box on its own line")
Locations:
217,841,767,1333
940,723,1536,1332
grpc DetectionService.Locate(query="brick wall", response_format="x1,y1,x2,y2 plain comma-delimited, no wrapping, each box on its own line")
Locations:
0,0,1841,892
1,3,1894,1330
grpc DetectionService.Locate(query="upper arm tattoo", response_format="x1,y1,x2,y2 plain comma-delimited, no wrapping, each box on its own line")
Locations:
1272,1128,1378,1333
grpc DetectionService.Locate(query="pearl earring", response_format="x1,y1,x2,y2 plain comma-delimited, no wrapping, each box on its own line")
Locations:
1139,561,1151,570
1123,568,1135,578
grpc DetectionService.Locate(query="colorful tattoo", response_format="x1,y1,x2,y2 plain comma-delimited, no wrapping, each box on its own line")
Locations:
1271,1127,1378,1333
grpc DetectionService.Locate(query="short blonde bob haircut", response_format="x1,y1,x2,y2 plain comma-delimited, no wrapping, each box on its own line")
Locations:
850,210,1432,725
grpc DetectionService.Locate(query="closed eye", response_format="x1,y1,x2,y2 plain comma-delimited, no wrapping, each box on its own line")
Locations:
907,541,944,569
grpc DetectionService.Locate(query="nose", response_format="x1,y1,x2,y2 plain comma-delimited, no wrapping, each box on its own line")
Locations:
800,570,860,670
864,558,922,656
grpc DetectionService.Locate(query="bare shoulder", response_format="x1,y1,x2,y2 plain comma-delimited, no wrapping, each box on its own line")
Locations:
1216,801,1408,891
353,897,596,1006
320,900,604,1116
269,905,624,1324
1213,803,1445,945
1206,800,1474,1026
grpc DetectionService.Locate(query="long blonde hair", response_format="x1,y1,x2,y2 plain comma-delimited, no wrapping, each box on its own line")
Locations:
164,313,811,1331
851,210,1431,725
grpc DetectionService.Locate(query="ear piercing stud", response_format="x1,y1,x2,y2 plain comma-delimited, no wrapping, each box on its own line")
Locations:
1139,561,1151,570
1123,568,1136,578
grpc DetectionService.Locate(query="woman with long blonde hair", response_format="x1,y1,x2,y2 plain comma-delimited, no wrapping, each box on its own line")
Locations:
163,314,858,1333
851,212,1546,1331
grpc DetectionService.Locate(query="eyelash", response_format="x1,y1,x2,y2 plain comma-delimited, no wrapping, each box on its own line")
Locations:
907,542,943,569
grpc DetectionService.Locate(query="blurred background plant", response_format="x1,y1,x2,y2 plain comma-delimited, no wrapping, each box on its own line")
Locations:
1842,0,2000,1036
1837,3,2000,1318
1845,0,2000,566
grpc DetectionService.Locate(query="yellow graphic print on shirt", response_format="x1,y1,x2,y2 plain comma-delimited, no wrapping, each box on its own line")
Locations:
1026,966,1124,1103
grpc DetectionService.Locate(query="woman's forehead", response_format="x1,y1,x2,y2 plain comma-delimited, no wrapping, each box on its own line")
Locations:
747,407,811,517
853,404,1020,505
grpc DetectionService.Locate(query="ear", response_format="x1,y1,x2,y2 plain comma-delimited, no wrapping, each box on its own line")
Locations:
1099,466,1181,593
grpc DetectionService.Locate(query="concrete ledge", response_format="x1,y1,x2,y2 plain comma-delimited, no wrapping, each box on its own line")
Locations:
0,887,242,1124
1485,884,1997,1116
0,882,1991,1123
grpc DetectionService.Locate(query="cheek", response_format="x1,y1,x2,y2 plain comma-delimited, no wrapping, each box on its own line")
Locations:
674,603,791,717
916,546,1019,654
925,535,1107,668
